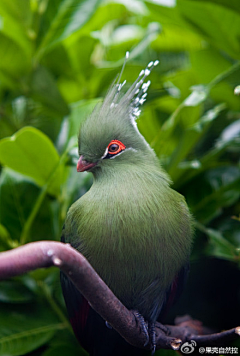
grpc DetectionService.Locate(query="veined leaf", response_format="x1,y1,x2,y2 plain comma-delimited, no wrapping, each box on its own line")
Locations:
0,301,67,356
0,323,63,356
0,127,64,197
196,223,239,262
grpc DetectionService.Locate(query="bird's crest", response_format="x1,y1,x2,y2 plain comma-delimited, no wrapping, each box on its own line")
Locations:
79,53,159,161
102,52,159,126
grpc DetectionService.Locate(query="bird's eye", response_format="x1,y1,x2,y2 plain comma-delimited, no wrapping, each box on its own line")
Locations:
108,143,119,153
106,140,126,156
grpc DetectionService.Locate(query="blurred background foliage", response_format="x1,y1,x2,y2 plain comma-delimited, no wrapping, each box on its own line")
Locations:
0,0,239,355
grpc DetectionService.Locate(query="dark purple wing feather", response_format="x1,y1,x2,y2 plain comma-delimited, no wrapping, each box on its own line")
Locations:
159,263,190,321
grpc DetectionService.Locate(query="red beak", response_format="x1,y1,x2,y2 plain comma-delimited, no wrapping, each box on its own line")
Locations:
77,155,97,172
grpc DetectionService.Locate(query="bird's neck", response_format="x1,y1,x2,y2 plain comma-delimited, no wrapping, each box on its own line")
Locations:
92,157,171,188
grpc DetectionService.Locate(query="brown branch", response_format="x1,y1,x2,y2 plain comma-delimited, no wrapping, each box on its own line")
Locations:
0,241,239,352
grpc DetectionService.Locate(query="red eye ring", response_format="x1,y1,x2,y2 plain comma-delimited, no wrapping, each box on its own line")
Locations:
107,140,126,155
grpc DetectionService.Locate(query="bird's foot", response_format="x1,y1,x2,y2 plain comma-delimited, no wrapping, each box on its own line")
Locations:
133,312,163,354
133,311,171,354
133,311,149,346
149,322,170,354
149,322,156,354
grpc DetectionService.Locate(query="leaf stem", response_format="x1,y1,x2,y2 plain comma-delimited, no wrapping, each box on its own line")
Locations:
208,60,240,88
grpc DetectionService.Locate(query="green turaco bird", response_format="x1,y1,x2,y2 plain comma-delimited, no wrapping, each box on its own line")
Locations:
61,55,193,356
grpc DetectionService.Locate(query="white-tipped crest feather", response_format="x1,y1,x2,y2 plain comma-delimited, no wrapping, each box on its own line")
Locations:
110,54,159,124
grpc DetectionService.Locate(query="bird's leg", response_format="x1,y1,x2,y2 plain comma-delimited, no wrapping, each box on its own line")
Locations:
133,313,156,353
133,312,170,354
133,311,149,346
149,322,170,354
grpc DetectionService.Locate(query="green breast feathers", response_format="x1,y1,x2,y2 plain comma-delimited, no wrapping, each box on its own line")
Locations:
63,55,193,321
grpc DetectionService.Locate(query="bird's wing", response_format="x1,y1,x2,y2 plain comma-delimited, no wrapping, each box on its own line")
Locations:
159,263,190,321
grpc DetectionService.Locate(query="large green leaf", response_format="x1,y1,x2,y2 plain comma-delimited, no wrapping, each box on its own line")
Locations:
0,0,32,90
37,0,102,58
146,0,240,58
178,0,240,59
0,0,32,57
0,302,66,356
0,34,30,83
152,23,203,52
0,127,63,196
195,0,240,14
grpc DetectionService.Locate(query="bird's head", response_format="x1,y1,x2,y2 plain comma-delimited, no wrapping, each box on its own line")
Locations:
77,56,159,176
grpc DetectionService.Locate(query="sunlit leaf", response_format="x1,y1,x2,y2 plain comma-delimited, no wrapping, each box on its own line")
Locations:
178,0,240,59
0,127,64,196
183,85,208,107
37,0,102,57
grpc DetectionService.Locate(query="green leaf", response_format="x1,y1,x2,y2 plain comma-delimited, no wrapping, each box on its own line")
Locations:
0,223,10,241
218,120,240,144
195,0,240,15
190,166,240,223
30,66,69,116
57,98,101,152
37,0,102,58
0,168,60,243
0,281,33,303
0,300,67,356
0,328,54,356
152,23,203,52
0,127,63,196
0,34,30,82
183,85,208,107
197,223,239,261
68,99,102,140
190,47,236,85
0,0,32,57
168,103,226,179
178,0,240,59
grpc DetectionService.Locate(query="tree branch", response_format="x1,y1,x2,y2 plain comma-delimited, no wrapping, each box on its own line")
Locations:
0,241,239,351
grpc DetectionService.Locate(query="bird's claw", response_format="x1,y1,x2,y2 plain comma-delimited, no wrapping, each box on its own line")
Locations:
133,311,149,346
133,311,158,354
149,322,156,354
